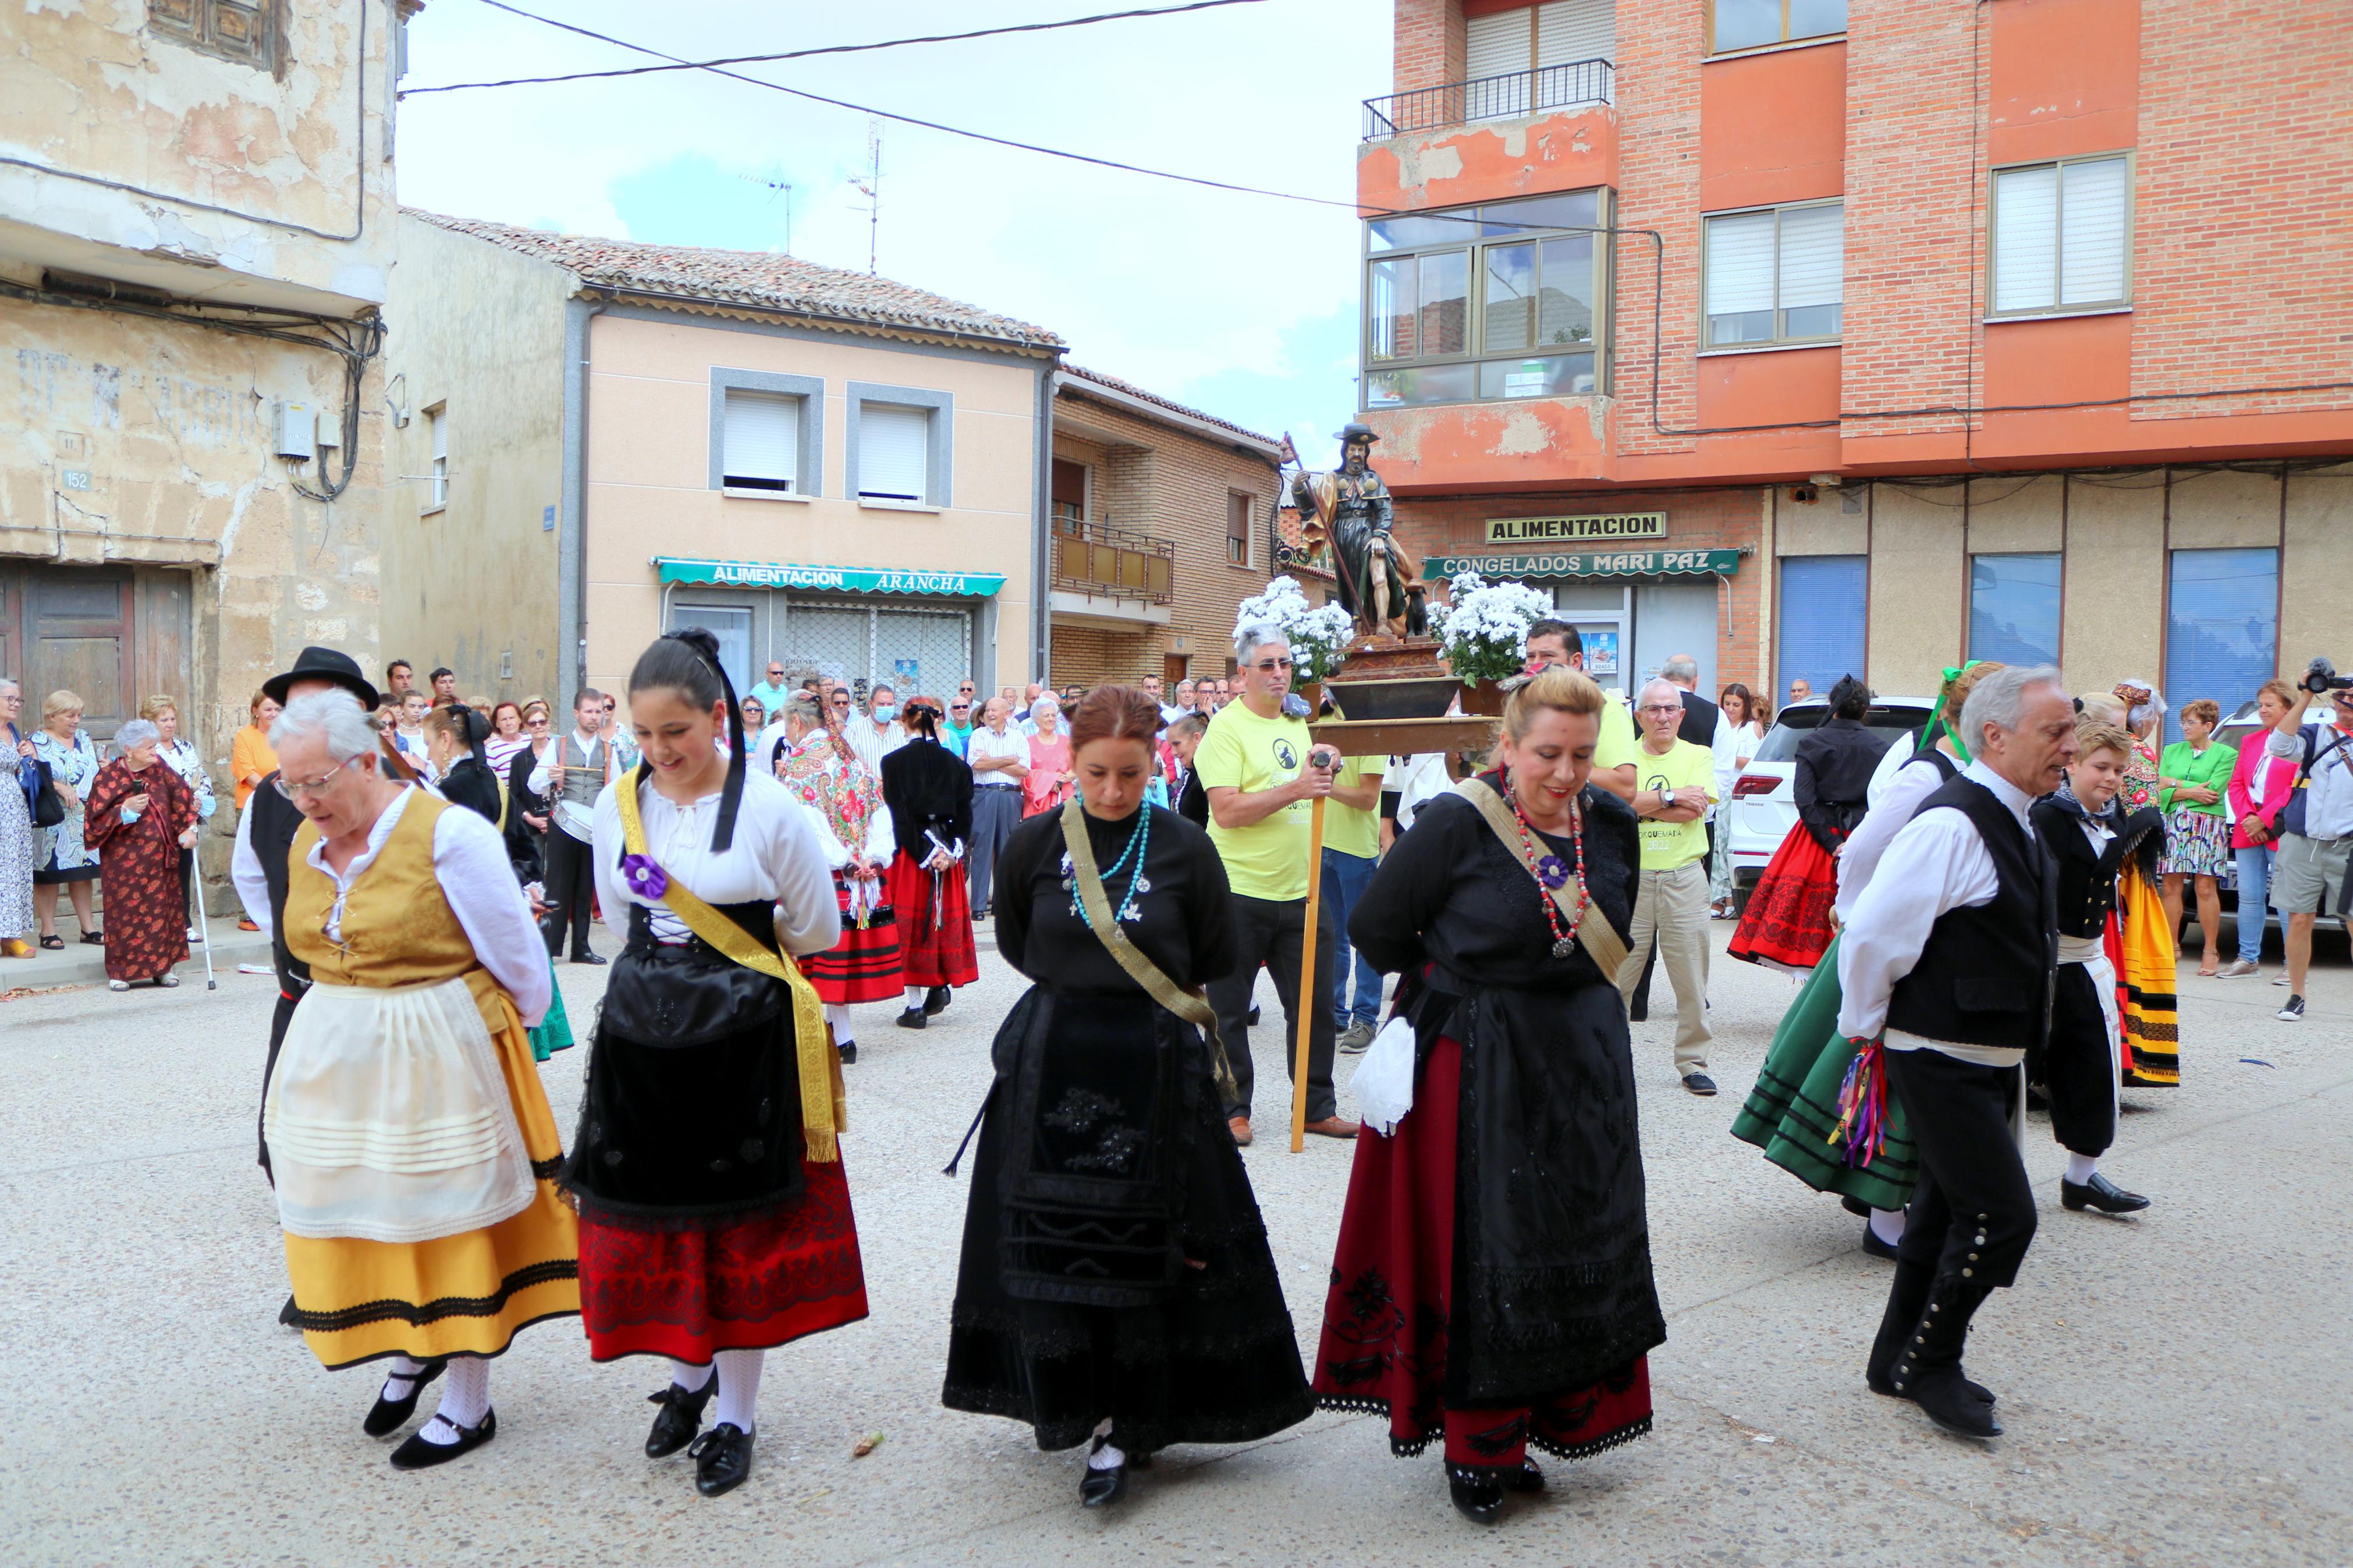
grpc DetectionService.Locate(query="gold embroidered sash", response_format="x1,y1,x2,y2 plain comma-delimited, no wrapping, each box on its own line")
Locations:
616,770,845,1161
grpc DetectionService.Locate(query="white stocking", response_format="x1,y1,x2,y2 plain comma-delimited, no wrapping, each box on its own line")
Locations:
905,986,926,1009
1087,1416,1124,1470
714,1347,763,1433
1869,1207,1906,1246
672,1357,714,1392
416,1356,491,1445
826,1004,854,1047
379,1354,427,1400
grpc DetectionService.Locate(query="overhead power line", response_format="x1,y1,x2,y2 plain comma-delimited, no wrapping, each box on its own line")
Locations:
405,0,1270,95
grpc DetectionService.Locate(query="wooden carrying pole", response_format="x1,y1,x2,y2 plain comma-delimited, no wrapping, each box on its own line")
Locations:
1290,794,1328,1153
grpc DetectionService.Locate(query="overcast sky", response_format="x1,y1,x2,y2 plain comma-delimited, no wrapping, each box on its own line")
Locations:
396,0,1385,468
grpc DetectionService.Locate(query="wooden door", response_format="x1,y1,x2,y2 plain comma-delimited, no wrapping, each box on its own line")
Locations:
0,566,23,707
27,568,133,737
1163,653,1188,686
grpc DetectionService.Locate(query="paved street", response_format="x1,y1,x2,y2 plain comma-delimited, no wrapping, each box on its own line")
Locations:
2,920,2345,1567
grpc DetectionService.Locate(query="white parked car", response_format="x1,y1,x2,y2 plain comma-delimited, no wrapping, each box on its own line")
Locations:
1723,696,1938,911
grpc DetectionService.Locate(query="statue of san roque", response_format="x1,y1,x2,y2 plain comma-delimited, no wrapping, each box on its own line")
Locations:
1291,423,1424,640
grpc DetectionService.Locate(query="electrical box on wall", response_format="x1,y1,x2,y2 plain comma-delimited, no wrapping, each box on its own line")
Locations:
273,401,317,461
314,409,340,450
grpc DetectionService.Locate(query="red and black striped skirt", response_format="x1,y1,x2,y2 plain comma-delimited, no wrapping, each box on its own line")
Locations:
886,855,979,989
803,872,903,1004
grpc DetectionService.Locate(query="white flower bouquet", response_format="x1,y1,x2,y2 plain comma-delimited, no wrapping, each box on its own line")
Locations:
1428,570,1553,685
1233,576,1356,682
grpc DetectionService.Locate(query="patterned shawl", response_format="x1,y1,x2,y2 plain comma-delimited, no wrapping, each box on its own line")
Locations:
779,727,881,852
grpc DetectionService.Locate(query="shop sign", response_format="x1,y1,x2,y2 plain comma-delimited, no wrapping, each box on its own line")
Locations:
1483,512,1667,546
654,556,1005,598
1428,548,1741,580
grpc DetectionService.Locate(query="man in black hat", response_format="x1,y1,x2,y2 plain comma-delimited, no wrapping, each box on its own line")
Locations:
1290,423,1421,638
230,646,379,1182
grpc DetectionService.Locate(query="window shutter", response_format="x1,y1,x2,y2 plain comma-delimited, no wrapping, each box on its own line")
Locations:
1465,11,1530,78
1777,556,1868,701
429,411,447,463
1776,203,1843,310
2060,156,2128,306
1993,165,2059,312
722,389,798,490
1536,0,1613,66
1705,211,1776,318
858,404,930,501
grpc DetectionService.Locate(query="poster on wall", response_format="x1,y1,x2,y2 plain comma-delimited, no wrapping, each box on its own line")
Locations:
1581,628,1620,679
893,658,919,689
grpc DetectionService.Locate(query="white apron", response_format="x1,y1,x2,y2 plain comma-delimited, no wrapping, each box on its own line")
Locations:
264,975,535,1243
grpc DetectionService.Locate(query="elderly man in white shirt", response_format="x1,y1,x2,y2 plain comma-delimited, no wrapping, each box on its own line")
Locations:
963,696,1030,918
1837,664,2076,1444
844,683,909,774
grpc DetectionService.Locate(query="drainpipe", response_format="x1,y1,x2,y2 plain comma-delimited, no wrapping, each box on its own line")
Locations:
1034,359,1062,684
558,296,605,702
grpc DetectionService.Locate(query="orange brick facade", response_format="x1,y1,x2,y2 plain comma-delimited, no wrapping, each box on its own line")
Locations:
1046,381,1283,689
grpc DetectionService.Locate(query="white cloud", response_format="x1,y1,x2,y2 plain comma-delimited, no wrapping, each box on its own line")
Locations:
395,0,1384,467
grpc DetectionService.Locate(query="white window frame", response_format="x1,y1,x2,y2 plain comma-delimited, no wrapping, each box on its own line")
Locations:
846,382,953,509
1987,152,2134,320
424,404,448,513
1699,198,1846,351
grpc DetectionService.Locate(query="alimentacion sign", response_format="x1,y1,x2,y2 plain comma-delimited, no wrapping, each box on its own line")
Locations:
1483,512,1667,545
655,557,1006,598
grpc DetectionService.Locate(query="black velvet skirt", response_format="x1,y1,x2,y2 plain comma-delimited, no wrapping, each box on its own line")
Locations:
941,986,1315,1453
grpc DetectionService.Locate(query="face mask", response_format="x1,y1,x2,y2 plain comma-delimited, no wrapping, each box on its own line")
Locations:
872,704,897,723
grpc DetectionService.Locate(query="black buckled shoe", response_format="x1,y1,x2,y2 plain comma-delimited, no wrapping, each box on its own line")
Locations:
895,1007,927,1030
923,984,951,1016
2061,1172,2150,1214
1866,1261,1992,1406
1890,1278,2003,1440
1079,1433,1130,1508
837,1041,857,1065
1861,1220,1901,1260
388,1407,496,1469
1505,1459,1545,1494
1449,1466,1504,1524
363,1360,446,1437
645,1375,717,1458
690,1423,755,1497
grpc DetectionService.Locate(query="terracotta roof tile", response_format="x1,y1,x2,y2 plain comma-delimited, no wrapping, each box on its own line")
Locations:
1060,364,1279,448
406,208,1063,349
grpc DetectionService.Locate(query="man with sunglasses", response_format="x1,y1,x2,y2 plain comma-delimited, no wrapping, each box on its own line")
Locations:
748,661,792,720
1197,622,1353,1145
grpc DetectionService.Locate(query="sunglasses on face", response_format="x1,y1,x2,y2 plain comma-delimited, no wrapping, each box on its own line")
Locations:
951,704,970,713
1249,659,1293,673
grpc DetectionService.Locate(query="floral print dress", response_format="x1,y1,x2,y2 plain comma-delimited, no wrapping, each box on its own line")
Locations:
31,729,100,881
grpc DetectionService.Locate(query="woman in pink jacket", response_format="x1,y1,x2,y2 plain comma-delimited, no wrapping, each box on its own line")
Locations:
2221,678,2301,976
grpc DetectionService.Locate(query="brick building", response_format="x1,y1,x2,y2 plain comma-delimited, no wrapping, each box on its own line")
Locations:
1046,367,1286,688
1360,0,2351,718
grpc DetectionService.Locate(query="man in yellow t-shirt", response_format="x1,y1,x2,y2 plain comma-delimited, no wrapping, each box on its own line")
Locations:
1526,619,1637,803
1195,624,1352,1145
1615,675,1720,1095
1320,754,1385,1053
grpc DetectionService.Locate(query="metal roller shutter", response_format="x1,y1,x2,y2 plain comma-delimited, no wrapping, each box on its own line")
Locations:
857,405,930,502
722,390,798,491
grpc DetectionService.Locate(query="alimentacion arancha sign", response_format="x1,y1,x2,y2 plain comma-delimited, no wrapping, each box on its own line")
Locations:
1484,512,1667,546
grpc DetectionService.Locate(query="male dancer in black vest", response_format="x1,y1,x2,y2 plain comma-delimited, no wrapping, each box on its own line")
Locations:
527,687,614,964
230,646,382,1181
1836,664,2077,1439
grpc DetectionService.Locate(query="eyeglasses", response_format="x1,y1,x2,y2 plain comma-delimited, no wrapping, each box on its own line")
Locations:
950,704,970,713
1638,703,1683,716
829,695,851,706
526,715,548,727
274,759,352,799
1249,658,1294,672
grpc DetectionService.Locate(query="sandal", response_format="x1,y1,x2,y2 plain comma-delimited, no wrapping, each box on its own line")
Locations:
39,934,63,951
108,979,129,992
80,930,104,947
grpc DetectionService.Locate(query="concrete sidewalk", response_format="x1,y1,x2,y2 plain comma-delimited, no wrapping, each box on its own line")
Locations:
1,922,272,991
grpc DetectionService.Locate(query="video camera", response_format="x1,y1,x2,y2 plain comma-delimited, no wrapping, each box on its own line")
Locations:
2298,657,2352,695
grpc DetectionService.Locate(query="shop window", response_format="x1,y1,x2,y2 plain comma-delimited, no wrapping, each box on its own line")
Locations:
1777,554,1866,701
1709,0,1846,55
424,405,447,512
1968,553,2063,667
1703,201,1844,349
849,383,953,506
1990,155,2131,317
709,369,824,496
1227,491,1254,566
2163,547,2279,743
1364,190,1607,408
148,0,283,73
721,389,799,493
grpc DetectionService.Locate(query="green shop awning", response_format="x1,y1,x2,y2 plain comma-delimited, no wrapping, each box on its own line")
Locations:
655,557,1006,597
1425,547,1742,581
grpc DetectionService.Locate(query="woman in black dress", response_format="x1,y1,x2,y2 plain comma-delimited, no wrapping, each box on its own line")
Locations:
942,685,1313,1508
1311,664,1663,1526
1730,674,1884,972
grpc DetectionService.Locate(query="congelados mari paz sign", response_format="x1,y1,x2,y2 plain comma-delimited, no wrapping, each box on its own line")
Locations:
1484,512,1666,546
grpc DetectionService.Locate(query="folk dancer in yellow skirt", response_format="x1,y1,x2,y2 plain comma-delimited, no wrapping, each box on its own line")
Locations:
260,689,579,1469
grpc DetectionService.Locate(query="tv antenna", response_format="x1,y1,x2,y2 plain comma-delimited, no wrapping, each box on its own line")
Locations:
847,119,881,274
743,168,793,254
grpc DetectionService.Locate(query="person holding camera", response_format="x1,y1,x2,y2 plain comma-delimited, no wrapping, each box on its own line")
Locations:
1197,621,1352,1144
2264,663,2353,1022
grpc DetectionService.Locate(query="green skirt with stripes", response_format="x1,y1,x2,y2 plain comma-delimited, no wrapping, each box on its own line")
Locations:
1728,933,1919,1212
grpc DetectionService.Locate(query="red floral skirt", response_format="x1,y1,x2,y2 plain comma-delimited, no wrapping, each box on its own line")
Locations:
578,1157,869,1362
1312,1034,1653,1470
1729,824,1840,972
803,874,903,1004
886,855,978,989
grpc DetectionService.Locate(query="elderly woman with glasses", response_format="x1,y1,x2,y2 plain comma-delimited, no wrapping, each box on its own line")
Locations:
83,718,200,990
32,689,103,950
1021,696,1073,818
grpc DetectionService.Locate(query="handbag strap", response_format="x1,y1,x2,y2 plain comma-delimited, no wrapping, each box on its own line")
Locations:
1450,777,1631,979
1058,797,1239,1104
616,767,845,1162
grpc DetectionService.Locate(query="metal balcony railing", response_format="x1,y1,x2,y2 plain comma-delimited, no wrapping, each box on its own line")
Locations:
1362,58,1615,140
1052,517,1174,604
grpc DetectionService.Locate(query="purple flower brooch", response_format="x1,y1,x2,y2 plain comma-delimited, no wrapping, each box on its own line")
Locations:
1534,854,1572,890
620,853,669,901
